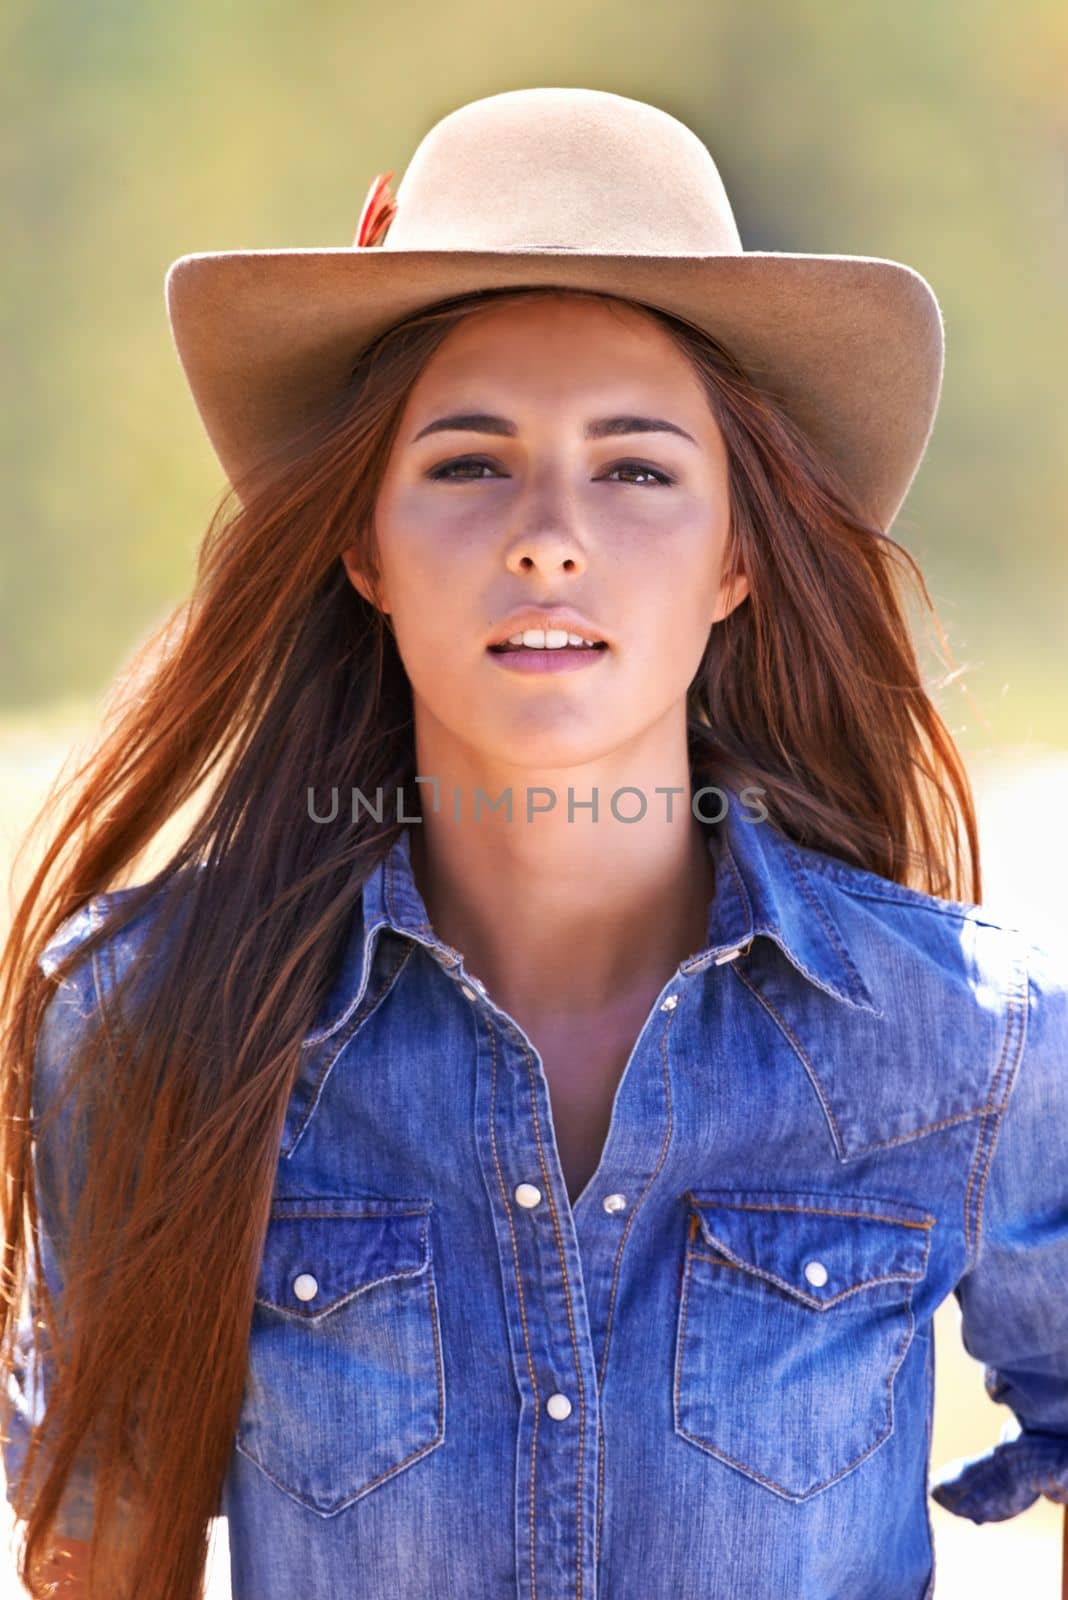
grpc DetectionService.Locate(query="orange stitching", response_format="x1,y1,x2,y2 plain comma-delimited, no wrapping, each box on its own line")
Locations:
673,1233,694,1436
485,1021,540,1600
687,1196,927,1228
687,1251,925,1303
730,964,1002,1158
254,1209,430,1311
674,1250,918,1497
596,1409,605,1575
425,1267,446,1453
235,1259,445,1512
735,940,1010,1158
595,1005,677,1568
690,1198,933,1230
844,1106,998,1155
234,1426,442,1510
255,1268,426,1315
514,1024,588,1600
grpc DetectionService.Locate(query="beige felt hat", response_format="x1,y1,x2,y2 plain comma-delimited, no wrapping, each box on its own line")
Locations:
164,86,944,529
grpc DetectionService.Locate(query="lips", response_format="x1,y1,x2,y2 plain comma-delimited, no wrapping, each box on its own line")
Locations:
485,609,609,649
486,640,608,654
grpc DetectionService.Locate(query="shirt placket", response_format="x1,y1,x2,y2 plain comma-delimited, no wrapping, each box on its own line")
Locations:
463,974,599,1600
573,983,684,1572
461,955,687,1600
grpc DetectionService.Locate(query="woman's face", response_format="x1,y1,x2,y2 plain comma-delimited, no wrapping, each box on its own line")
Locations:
342,292,748,774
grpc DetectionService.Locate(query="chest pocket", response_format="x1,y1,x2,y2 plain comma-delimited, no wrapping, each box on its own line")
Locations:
235,1197,444,1516
673,1187,933,1501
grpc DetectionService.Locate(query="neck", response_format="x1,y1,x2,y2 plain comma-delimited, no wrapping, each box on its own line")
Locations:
406,799,716,1022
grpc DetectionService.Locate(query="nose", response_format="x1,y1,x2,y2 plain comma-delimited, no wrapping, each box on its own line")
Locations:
504,529,589,577
501,474,588,577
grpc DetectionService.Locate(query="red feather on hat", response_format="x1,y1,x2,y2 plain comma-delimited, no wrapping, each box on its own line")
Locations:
354,172,397,248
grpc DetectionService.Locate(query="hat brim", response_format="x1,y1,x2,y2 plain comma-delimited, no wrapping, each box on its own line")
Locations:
164,247,943,530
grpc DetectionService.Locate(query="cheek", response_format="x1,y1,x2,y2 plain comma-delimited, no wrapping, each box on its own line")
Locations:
375,526,472,691
378,479,497,582
623,513,726,654
386,583,471,705
375,490,470,623
631,590,715,698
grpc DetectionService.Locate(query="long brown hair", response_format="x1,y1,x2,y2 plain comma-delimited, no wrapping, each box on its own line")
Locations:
0,284,980,1597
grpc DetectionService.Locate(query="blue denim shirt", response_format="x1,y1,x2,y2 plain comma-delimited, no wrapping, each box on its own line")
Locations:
6,784,1068,1598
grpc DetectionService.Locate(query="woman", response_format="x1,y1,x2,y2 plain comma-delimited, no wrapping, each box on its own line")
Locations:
1,87,1066,1600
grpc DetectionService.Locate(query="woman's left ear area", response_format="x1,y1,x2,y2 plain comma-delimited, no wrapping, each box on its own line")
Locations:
714,570,750,622
340,545,390,614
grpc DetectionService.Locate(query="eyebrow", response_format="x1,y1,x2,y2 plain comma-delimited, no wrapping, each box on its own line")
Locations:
410,412,697,446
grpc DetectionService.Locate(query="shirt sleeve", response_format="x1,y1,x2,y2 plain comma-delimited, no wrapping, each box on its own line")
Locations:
3,925,104,1540
4,1199,100,1538
929,931,1068,1523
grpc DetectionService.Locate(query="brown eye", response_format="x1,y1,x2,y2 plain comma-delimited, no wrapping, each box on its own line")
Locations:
427,456,503,481
602,461,675,486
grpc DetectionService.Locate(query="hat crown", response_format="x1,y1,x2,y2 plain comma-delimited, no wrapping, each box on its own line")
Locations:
381,87,743,256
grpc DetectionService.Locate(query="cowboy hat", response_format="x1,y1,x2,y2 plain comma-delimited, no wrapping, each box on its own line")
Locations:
164,86,944,530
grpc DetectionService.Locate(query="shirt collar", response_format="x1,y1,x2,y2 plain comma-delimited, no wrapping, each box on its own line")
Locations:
695,784,880,1013
307,781,880,1046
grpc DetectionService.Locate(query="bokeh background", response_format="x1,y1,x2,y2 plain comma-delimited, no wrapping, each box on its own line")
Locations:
2,0,1066,1592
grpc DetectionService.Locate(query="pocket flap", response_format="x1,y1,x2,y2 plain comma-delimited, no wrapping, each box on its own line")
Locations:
684,1187,933,1308
255,1197,432,1318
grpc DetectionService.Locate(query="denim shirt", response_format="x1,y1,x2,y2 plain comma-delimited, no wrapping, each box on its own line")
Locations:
5,784,1068,1599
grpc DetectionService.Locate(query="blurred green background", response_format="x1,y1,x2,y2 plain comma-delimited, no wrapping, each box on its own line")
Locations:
2,0,1067,747
2,0,1066,1591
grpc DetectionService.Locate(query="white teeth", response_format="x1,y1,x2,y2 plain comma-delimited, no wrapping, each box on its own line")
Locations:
505,628,599,649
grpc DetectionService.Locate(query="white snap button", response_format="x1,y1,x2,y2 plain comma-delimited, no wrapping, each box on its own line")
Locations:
460,985,478,1001
803,1260,829,1287
546,1392,572,1420
602,1193,627,1214
713,945,744,965
293,1273,319,1301
660,994,678,1011
515,1183,542,1208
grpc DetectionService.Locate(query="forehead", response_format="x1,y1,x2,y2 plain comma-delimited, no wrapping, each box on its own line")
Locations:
408,292,708,408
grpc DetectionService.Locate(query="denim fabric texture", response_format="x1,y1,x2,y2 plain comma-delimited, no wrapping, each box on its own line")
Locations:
5,782,1068,1598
